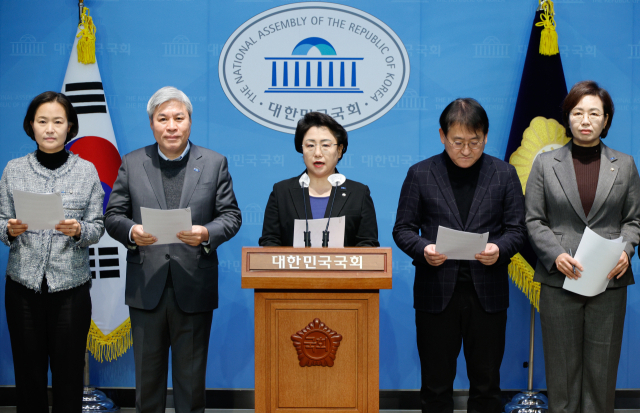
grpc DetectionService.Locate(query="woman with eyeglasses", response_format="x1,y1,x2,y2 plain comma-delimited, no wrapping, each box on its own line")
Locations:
259,111,379,247
526,80,640,413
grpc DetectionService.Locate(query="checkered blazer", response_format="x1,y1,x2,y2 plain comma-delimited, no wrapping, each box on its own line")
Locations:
392,152,526,313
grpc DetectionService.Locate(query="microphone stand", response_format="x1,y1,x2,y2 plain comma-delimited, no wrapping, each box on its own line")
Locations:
300,178,311,247
322,183,339,248
302,189,311,247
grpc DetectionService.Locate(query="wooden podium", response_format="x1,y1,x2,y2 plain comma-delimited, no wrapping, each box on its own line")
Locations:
242,247,392,413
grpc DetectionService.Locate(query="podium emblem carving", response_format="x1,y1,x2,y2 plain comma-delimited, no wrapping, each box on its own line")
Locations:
291,318,342,367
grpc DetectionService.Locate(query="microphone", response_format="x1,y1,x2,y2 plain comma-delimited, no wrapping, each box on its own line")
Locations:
322,174,346,248
299,173,311,247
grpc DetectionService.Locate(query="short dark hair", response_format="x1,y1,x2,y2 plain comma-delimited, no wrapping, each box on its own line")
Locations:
562,80,614,139
23,91,79,143
294,112,348,157
439,98,489,136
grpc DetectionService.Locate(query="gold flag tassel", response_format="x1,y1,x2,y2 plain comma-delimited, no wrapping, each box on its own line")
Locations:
86,318,133,362
77,7,97,64
536,0,559,56
508,253,541,311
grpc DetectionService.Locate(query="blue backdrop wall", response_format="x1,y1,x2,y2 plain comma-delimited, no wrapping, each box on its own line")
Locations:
0,0,639,391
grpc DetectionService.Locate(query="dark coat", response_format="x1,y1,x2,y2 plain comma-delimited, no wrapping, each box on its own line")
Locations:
259,173,379,247
393,153,526,313
105,143,242,313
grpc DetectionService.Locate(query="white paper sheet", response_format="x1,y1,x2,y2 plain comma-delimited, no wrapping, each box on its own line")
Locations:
293,216,346,248
13,190,65,230
434,225,489,260
563,226,626,297
140,207,192,245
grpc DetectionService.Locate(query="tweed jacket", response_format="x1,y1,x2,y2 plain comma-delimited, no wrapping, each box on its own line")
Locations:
526,141,640,288
0,151,105,292
393,152,527,314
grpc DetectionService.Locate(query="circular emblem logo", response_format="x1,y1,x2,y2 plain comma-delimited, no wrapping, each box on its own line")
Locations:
291,318,342,367
219,2,410,134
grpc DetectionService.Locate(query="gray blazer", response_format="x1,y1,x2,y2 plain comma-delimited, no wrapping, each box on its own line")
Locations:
0,152,105,292
525,142,640,288
104,143,242,313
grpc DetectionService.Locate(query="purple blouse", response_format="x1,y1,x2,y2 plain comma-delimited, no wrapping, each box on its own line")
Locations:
310,195,330,219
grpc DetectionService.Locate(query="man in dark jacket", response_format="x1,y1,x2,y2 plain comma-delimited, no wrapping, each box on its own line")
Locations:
393,98,526,413
105,86,241,413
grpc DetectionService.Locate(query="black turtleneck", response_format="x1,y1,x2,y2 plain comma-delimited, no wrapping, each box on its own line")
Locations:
36,148,69,170
444,151,483,225
444,151,484,285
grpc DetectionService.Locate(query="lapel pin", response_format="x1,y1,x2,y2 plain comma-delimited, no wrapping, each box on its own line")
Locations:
611,168,615,171
610,157,615,161
194,168,200,172
341,186,346,189
341,193,346,197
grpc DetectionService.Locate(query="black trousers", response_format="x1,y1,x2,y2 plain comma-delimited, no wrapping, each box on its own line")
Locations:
129,285,213,413
415,283,507,413
5,277,92,413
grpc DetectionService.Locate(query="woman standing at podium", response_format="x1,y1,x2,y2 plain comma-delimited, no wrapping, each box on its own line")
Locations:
259,111,379,247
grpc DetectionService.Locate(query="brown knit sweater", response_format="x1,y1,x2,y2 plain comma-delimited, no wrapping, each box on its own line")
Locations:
572,142,601,217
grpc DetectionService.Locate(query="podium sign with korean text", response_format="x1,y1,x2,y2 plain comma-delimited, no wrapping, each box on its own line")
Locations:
249,251,385,271
242,247,391,290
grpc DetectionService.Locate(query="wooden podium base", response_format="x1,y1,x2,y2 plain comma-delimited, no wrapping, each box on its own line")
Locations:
243,247,392,413
254,290,380,413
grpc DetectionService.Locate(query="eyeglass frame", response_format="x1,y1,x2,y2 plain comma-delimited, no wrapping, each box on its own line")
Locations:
569,110,606,122
443,137,486,151
302,141,339,153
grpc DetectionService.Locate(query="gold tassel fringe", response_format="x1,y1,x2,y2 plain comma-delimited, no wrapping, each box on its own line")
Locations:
536,0,559,56
508,253,540,311
77,7,97,64
86,318,132,362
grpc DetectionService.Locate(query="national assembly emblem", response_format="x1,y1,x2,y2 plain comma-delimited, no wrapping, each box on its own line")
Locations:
291,318,342,367
219,2,410,134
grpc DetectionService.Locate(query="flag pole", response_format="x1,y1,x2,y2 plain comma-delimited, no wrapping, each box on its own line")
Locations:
75,2,119,410
504,0,567,411
527,303,535,391
84,351,90,388
505,303,546,413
